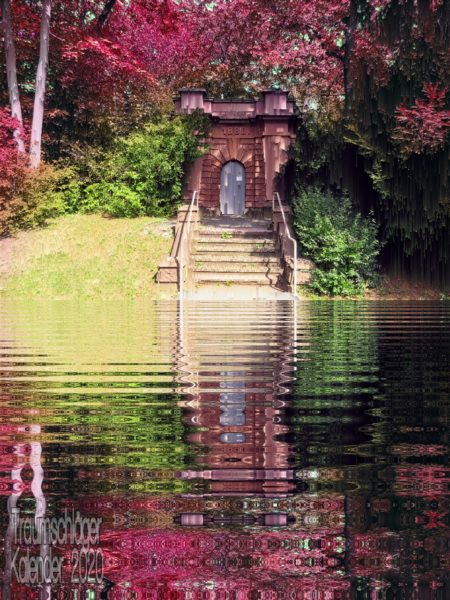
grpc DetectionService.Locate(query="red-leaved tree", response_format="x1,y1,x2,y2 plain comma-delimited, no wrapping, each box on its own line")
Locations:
393,84,450,156
0,108,23,194
0,107,28,232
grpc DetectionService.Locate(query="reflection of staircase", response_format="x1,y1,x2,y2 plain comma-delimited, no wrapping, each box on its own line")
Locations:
191,216,286,289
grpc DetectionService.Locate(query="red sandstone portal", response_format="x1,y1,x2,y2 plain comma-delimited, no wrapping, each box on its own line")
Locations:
175,89,297,213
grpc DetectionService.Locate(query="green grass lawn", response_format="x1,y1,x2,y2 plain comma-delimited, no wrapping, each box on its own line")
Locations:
0,214,175,299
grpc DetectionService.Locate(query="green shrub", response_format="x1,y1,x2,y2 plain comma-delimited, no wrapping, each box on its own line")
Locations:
1,165,73,235
77,116,202,218
82,183,143,217
293,187,381,296
56,167,83,214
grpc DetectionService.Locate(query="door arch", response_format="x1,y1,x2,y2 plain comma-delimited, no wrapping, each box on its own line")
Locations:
220,161,245,215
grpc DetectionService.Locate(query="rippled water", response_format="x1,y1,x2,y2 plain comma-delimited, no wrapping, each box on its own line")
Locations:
0,299,449,598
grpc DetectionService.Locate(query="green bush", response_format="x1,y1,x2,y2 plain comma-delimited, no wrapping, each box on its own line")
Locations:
78,116,202,218
56,167,83,214
0,165,73,235
293,187,381,296
82,183,143,218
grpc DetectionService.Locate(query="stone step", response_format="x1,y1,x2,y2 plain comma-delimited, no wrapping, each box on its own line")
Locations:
193,272,280,285
194,242,276,254
198,227,273,237
192,253,280,263
197,235,275,245
193,261,283,274
201,218,272,228
194,245,277,255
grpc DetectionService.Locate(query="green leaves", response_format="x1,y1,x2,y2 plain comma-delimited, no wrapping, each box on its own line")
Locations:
76,116,201,218
293,187,381,297
82,182,143,218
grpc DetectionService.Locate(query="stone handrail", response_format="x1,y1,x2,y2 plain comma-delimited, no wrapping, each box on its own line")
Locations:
156,191,199,288
272,193,298,298
178,191,199,298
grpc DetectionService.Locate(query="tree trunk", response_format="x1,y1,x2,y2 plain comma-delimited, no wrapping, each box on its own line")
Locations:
1,0,25,153
29,0,51,169
97,0,117,29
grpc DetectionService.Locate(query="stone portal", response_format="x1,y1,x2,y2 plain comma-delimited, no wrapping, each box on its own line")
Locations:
175,89,297,213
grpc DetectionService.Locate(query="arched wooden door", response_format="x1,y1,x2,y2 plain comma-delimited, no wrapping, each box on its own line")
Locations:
220,161,245,215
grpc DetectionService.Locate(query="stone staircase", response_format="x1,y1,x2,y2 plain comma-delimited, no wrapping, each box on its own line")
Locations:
190,216,286,289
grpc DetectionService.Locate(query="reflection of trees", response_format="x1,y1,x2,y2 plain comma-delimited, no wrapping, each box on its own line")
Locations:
45,393,192,495
374,303,450,454
0,300,192,496
2,426,50,600
1,300,449,597
290,301,450,596
353,303,450,595
291,301,379,468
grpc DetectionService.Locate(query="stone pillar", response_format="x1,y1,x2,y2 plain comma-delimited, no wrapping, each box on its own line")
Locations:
262,90,289,115
263,125,295,203
183,155,204,202
178,88,207,113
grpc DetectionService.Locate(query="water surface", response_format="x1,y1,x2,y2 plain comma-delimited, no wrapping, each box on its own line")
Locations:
0,300,449,598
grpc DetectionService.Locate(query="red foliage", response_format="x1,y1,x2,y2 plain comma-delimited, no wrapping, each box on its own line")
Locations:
0,109,25,198
393,84,450,155
0,109,30,235
353,32,393,87
2,0,449,158
169,0,350,113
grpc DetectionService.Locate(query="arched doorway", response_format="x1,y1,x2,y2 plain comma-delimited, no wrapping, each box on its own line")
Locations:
220,161,245,215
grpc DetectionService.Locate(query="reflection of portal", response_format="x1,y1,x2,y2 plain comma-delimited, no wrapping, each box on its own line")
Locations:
220,161,245,215
220,432,246,444
176,301,297,497
219,376,246,430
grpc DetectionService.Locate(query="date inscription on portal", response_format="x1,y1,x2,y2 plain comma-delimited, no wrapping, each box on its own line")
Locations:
223,126,249,136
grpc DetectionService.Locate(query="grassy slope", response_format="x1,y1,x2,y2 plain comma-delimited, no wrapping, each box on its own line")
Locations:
0,214,175,299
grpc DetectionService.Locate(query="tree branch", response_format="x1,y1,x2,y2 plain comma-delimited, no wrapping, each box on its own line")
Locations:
97,0,117,30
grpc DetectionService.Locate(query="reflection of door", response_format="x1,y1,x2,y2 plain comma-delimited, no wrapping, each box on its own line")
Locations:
220,161,245,215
